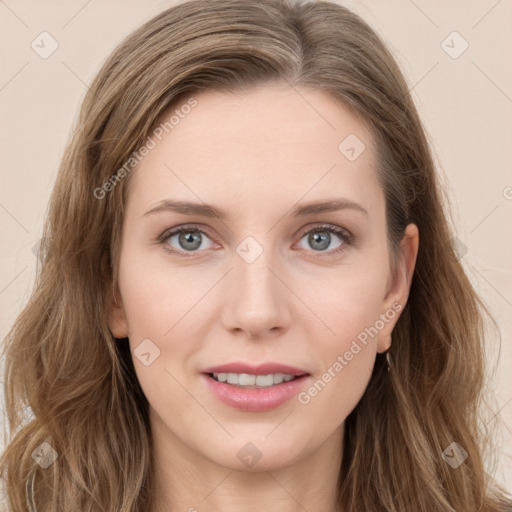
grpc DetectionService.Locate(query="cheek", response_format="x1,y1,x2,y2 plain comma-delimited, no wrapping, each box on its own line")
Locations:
305,259,389,347
295,265,388,414
116,253,210,395
117,248,206,339
296,291,381,424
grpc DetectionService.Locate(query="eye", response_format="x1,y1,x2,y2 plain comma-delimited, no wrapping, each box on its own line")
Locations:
158,225,218,257
157,223,354,258
296,224,354,255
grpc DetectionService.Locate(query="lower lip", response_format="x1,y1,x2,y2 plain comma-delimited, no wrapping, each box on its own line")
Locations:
202,374,309,412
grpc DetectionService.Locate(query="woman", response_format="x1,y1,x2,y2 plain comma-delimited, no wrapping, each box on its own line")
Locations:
1,0,510,510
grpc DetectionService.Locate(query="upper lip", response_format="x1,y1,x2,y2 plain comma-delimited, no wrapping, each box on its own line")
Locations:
202,362,309,376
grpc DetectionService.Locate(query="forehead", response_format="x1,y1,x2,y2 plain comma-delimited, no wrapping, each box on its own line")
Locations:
127,85,382,217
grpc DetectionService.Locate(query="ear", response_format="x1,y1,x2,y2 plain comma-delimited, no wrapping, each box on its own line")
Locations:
106,284,129,339
377,223,419,353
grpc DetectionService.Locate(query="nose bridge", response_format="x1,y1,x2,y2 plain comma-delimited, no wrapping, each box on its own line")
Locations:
234,232,281,302
221,231,291,337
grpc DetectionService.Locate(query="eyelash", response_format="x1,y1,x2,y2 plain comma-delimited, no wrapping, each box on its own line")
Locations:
156,223,355,258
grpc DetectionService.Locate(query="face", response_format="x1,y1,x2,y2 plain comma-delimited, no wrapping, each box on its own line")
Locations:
108,83,418,472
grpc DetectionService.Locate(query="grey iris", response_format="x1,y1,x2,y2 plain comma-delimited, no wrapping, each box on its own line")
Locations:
179,231,202,251
309,231,330,251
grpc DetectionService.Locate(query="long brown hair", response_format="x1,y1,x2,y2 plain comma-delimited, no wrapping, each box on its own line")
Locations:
1,0,510,510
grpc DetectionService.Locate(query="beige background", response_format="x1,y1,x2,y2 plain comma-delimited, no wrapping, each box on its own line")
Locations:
1,0,511,491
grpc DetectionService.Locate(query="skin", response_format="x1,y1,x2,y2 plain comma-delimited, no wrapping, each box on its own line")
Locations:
107,83,419,512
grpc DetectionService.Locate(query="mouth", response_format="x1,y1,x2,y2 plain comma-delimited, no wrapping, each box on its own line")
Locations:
200,364,311,412
207,371,305,388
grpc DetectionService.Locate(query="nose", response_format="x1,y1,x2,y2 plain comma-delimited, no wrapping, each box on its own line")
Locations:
220,239,292,340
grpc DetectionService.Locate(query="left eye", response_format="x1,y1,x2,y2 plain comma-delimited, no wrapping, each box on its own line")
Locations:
159,224,352,257
296,225,350,253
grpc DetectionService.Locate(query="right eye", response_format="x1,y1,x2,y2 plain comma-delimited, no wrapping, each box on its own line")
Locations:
158,225,218,257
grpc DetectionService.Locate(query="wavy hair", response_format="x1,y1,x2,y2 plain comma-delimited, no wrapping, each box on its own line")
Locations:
1,0,510,510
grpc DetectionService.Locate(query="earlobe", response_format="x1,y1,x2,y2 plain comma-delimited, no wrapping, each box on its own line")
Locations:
106,286,129,338
380,334,392,353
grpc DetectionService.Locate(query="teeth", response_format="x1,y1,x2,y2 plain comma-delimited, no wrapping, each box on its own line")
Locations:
226,373,238,385
256,374,273,386
239,374,256,386
212,372,298,387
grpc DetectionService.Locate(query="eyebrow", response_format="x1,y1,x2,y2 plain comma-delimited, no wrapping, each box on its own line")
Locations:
143,198,368,220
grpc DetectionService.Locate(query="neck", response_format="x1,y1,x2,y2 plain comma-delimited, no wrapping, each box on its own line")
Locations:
149,412,344,512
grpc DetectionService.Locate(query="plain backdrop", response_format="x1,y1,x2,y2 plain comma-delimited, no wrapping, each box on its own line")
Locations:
1,0,511,493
